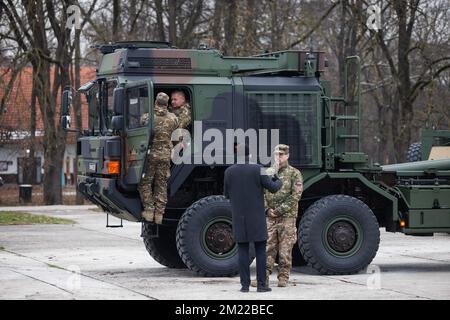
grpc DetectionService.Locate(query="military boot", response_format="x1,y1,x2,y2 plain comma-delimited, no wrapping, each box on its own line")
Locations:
142,209,154,222
277,278,288,287
154,213,164,225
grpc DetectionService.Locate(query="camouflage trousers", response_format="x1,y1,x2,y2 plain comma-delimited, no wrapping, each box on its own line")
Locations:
266,217,297,281
138,154,171,216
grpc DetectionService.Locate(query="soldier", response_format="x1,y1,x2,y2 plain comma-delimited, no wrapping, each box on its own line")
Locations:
169,90,191,130
138,92,179,225
253,144,303,287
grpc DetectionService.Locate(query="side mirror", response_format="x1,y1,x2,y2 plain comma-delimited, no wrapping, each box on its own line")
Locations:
111,115,124,131
113,87,125,115
61,115,71,130
62,89,72,116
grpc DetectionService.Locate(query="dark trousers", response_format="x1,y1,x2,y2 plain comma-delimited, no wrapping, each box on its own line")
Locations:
237,240,267,288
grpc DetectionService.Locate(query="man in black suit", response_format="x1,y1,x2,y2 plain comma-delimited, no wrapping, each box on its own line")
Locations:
224,145,282,292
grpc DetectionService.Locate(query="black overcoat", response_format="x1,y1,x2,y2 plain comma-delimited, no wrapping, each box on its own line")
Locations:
224,163,282,242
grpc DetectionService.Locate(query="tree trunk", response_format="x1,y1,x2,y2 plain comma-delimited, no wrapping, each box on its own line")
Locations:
128,0,137,38
26,0,71,204
337,0,347,96
74,27,84,204
269,0,279,52
29,75,37,166
168,0,177,45
155,0,166,42
244,0,258,55
395,0,413,161
212,0,223,49
23,71,37,185
113,0,120,41
223,0,237,56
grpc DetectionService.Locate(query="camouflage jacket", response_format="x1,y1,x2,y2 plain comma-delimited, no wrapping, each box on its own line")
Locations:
264,164,303,218
151,107,179,161
169,103,191,129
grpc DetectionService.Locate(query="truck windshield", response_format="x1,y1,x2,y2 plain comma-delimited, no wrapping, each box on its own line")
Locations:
84,79,116,135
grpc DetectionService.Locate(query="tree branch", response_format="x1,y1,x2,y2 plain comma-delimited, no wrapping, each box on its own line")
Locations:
288,1,338,49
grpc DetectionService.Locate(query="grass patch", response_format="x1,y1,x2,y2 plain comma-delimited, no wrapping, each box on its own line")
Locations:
0,211,76,226
0,246,4,250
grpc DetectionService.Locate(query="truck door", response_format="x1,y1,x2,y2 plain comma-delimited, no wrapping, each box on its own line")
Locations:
123,81,153,185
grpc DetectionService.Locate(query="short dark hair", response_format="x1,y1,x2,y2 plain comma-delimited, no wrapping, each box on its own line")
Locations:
171,90,186,99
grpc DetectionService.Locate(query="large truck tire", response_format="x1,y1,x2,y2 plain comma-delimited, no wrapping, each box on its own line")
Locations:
406,142,422,162
142,223,186,268
298,195,380,275
176,196,239,277
292,240,307,266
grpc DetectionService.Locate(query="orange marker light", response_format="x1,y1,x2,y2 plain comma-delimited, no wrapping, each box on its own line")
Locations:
107,161,120,175
400,220,406,228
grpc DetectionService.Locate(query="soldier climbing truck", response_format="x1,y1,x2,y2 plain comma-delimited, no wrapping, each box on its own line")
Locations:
61,41,450,276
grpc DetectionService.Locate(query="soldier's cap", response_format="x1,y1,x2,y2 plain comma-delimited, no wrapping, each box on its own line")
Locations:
273,144,289,155
156,92,169,106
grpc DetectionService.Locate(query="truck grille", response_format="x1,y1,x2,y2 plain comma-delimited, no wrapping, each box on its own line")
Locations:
128,57,192,70
246,92,318,166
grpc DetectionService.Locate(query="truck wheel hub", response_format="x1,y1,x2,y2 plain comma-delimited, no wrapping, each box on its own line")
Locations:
205,222,234,254
327,221,357,253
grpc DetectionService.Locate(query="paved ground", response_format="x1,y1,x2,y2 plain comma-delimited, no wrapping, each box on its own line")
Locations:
0,205,449,300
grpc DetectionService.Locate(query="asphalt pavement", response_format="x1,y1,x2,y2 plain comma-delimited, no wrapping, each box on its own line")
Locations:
0,205,449,300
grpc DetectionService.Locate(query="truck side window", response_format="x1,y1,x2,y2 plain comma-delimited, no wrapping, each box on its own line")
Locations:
127,86,149,129
87,84,99,132
105,82,115,129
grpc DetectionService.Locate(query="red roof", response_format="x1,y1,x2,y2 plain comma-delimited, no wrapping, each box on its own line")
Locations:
0,67,96,133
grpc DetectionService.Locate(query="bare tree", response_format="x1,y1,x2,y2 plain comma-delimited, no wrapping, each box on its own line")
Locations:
2,0,74,204
361,0,450,161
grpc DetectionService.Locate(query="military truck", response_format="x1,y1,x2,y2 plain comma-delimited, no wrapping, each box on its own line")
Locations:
61,41,450,276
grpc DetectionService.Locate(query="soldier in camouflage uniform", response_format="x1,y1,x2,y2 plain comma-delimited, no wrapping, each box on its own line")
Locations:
138,92,179,225
263,144,303,287
169,90,192,129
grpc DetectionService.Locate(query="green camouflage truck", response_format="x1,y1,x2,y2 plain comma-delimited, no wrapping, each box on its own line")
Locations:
61,41,450,276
